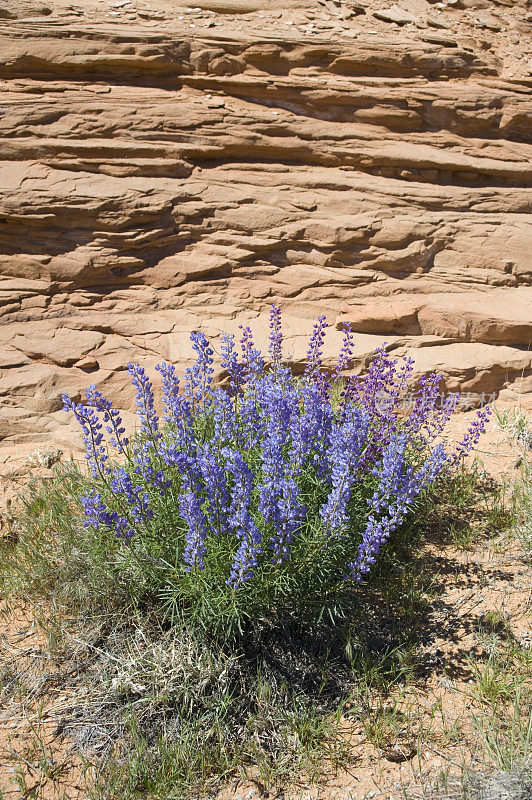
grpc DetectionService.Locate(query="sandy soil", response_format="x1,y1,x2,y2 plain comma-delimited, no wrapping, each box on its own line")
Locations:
0,406,530,799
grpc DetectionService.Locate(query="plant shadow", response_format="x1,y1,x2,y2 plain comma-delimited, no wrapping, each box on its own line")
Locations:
227,476,513,708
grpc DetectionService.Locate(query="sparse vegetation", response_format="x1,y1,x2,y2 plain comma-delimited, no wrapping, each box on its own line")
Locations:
0,317,530,800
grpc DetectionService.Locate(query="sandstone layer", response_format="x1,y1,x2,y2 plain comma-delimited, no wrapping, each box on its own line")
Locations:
0,0,531,448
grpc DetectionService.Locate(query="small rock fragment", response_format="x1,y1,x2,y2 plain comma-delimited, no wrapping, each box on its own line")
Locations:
373,6,413,25
380,742,417,762
420,32,458,46
426,14,451,29
25,448,63,469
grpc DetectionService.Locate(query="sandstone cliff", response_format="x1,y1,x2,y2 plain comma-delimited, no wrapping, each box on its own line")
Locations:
0,0,531,447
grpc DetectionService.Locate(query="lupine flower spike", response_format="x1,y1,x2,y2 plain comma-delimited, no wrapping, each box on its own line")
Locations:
63,308,490,600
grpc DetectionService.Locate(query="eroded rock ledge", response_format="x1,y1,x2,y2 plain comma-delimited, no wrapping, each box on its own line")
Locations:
0,0,531,447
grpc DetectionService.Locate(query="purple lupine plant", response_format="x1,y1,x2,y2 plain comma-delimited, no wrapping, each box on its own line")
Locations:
127,362,160,440
350,438,448,581
320,408,370,537
185,332,215,413
84,385,129,455
306,314,328,377
268,304,283,373
220,333,245,395
335,324,354,377
239,324,264,379
179,480,209,570
63,305,491,617
224,449,263,586
62,393,110,479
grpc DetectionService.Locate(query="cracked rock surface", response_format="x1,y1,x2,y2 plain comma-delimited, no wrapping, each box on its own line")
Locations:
0,0,531,448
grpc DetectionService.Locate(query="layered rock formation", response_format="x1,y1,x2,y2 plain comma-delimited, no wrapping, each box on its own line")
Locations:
0,0,531,447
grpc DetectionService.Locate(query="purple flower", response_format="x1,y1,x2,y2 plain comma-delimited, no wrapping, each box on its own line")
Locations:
220,332,245,394
240,325,264,380
271,469,302,562
236,390,263,451
156,361,180,415
62,393,109,479
335,324,354,377
449,406,492,466
211,388,237,445
227,538,262,589
131,438,170,494
185,331,215,412
127,363,160,440
109,467,153,525
84,385,129,455
156,361,194,449
406,373,443,437
224,449,263,586
63,305,489,591
305,314,327,377
268,305,283,372
290,380,333,474
197,442,229,534
81,490,134,541
349,435,447,581
179,482,208,570
256,377,304,562
320,409,370,536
